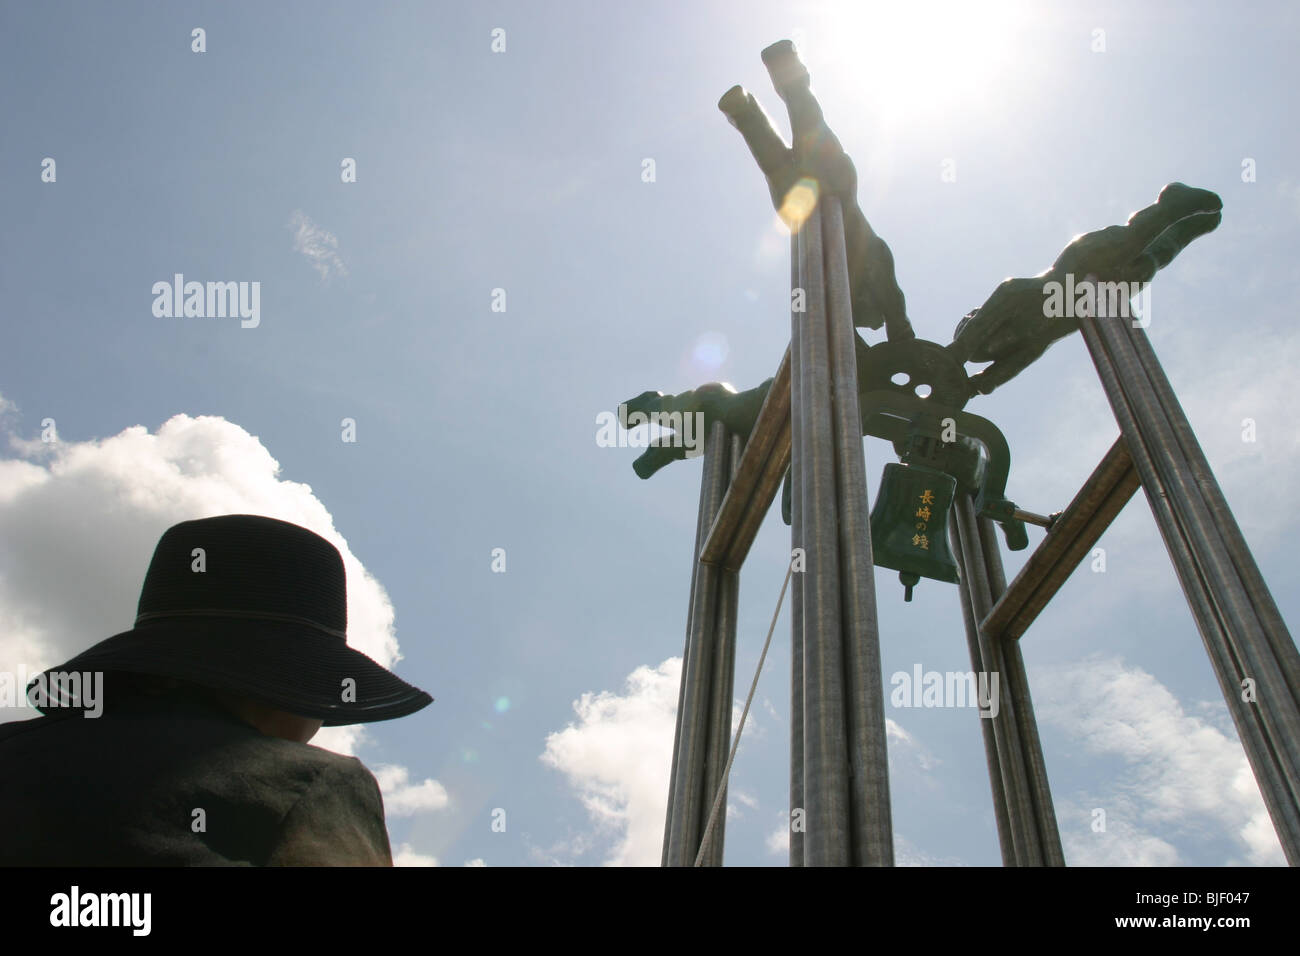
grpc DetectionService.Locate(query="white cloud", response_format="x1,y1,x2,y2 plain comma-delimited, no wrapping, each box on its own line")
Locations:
766,822,788,856
0,410,444,824
288,210,348,282
886,718,939,772
393,843,438,867
540,658,681,866
464,858,486,867
372,764,450,816
1037,657,1285,866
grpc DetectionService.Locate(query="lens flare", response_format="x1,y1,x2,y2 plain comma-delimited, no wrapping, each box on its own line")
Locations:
692,332,729,369
779,177,820,232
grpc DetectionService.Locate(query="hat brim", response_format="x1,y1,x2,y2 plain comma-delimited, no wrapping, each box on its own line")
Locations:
30,619,433,726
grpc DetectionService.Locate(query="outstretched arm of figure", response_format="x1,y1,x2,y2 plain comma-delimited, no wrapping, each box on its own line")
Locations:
950,183,1222,395
621,380,773,479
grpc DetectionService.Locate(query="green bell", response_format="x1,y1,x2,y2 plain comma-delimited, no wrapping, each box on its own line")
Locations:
869,463,960,601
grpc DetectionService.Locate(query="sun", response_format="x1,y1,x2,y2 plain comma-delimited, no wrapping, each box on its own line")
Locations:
799,0,1026,126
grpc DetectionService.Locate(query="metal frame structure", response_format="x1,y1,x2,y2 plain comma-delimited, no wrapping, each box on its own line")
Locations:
661,227,1300,866
664,199,894,866
659,40,1298,869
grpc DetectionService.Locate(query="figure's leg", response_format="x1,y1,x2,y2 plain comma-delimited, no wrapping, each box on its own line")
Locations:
1140,209,1222,274
1115,183,1223,277
764,44,912,341
718,86,794,211
761,41,848,188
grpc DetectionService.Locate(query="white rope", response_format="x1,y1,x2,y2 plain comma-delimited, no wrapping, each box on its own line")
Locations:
693,556,795,867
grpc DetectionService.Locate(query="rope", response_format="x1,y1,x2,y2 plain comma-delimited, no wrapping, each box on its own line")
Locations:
693,555,795,867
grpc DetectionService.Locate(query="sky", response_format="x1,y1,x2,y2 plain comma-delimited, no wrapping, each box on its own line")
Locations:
1,0,1297,866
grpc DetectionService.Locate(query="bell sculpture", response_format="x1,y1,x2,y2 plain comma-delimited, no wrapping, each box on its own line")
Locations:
869,463,961,601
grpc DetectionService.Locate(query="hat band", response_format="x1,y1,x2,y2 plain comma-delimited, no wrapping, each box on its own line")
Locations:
134,608,347,639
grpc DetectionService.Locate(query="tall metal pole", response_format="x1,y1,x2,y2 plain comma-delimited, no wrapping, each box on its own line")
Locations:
954,494,1042,864
822,196,894,865
951,511,1016,864
976,514,1065,865
1078,276,1300,863
788,233,806,867
662,420,719,865
793,203,852,865
698,434,744,866
664,422,732,865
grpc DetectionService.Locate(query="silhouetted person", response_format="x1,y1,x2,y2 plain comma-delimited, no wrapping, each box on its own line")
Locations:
0,514,433,866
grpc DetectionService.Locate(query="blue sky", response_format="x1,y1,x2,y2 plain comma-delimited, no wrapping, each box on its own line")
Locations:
1,0,1297,865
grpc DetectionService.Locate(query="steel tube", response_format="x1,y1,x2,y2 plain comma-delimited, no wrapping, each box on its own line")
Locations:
821,196,893,865
1078,302,1300,862
951,511,1016,864
664,422,732,865
788,233,806,867
795,203,852,865
1087,292,1300,811
977,515,1065,866
1126,321,1300,711
697,435,745,866
661,423,721,864
955,494,1041,864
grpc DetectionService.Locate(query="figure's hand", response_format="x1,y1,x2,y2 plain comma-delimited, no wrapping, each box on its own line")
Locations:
950,277,1066,368
620,380,772,478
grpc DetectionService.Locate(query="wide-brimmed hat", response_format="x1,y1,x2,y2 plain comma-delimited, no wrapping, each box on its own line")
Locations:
28,514,433,725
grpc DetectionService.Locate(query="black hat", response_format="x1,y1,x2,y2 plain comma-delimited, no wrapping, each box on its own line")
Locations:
28,515,433,725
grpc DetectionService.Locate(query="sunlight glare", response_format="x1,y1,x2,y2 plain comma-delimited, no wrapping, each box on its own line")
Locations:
807,0,1024,123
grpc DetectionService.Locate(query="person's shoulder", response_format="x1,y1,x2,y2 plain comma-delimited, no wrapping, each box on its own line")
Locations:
261,741,392,866
248,735,379,788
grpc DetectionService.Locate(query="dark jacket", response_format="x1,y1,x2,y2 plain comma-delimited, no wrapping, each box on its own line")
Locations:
0,693,393,866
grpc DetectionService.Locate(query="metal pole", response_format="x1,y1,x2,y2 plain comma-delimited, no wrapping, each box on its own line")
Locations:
977,515,1065,866
1092,314,1300,788
1125,318,1300,710
1078,283,1300,862
954,494,1042,864
795,203,852,865
821,196,893,865
788,233,806,867
664,422,732,865
662,426,718,864
951,511,1016,864
698,434,744,866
